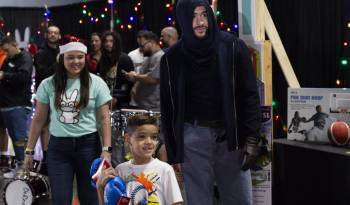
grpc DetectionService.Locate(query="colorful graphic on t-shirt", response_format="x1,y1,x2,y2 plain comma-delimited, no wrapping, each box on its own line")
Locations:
59,89,80,124
127,171,160,205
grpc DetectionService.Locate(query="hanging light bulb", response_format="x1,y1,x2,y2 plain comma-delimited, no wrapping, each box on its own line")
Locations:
336,79,341,85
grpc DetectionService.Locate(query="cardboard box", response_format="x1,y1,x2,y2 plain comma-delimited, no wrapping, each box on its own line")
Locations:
287,88,350,143
252,106,272,205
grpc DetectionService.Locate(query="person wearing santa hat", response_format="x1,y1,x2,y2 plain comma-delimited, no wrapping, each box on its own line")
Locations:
24,41,112,205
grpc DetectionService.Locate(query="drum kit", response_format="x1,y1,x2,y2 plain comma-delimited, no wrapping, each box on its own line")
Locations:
110,109,161,166
3,171,50,205
1,157,50,205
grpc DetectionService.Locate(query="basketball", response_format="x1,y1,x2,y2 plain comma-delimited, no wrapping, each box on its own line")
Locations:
328,121,350,146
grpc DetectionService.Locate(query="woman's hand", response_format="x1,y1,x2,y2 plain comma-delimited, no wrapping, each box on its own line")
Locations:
23,154,34,172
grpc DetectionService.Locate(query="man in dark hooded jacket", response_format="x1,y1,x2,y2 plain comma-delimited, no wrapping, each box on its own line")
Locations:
160,0,261,204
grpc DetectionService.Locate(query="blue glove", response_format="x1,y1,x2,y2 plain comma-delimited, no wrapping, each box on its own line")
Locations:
90,158,102,188
104,176,129,205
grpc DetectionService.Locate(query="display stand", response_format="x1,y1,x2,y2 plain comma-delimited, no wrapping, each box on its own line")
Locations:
273,138,350,205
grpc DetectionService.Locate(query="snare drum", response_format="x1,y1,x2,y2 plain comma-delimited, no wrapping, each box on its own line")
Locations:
3,172,50,205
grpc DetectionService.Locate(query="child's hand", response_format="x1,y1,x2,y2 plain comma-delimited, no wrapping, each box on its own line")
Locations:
96,167,117,191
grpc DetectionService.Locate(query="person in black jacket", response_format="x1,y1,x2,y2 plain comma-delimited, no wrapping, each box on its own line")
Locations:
34,25,60,89
33,25,60,173
97,31,134,109
0,50,9,157
0,36,33,177
159,0,261,204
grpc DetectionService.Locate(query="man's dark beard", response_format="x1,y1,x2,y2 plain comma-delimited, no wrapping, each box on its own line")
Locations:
162,41,169,48
143,50,152,57
92,46,100,52
48,38,59,44
194,26,209,38
193,25,208,30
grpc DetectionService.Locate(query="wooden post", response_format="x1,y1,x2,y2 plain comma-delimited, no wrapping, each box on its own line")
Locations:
262,41,272,104
262,1,300,88
255,0,265,41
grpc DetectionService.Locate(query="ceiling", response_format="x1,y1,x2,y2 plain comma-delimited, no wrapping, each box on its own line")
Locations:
0,0,98,8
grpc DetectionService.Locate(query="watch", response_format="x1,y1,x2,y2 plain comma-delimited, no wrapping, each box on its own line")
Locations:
102,146,112,153
25,148,35,155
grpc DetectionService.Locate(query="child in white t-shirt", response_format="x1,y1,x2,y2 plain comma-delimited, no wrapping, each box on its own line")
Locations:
97,115,183,205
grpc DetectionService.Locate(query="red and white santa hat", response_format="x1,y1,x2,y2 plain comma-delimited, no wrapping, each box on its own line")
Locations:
59,42,87,55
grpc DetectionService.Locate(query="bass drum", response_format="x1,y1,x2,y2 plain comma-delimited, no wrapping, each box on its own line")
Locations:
3,172,50,205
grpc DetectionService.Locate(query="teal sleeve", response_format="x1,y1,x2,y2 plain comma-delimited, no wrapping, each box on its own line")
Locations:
95,78,112,108
35,79,50,104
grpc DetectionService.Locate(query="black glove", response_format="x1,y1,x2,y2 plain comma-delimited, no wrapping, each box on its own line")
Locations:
241,136,260,171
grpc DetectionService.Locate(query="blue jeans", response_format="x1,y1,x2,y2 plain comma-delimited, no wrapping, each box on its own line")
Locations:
47,132,101,205
0,107,31,161
182,123,252,205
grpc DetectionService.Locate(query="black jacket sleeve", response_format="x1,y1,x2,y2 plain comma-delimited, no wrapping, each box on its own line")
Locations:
116,53,134,91
235,38,261,141
3,52,33,85
159,54,177,164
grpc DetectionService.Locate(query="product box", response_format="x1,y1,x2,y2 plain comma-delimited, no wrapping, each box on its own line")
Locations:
287,88,350,143
252,106,272,205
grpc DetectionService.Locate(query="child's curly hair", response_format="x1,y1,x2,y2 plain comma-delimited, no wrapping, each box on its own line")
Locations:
126,114,159,133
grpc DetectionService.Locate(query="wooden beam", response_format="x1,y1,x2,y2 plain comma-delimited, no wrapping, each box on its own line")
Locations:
262,1,300,88
255,0,265,41
263,41,272,104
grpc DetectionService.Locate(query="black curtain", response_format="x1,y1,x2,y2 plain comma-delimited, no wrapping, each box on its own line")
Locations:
0,7,44,41
266,0,342,87
0,1,236,52
50,0,237,53
341,0,350,86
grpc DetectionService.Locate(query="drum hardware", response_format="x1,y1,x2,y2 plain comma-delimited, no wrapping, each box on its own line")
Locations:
0,155,16,172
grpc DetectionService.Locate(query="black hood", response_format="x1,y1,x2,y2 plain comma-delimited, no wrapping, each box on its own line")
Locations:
176,0,219,65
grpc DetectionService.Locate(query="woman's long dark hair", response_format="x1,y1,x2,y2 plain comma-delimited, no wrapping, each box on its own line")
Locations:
53,54,90,110
98,31,122,77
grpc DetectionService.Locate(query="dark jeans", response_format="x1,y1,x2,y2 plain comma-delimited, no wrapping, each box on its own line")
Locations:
47,132,101,205
0,107,31,161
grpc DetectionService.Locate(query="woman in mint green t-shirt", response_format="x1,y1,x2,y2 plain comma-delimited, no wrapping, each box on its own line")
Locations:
24,42,112,205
